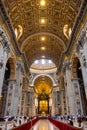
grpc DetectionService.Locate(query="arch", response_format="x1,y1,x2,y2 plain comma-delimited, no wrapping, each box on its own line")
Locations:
34,75,53,94
21,32,66,51
0,57,16,116
32,74,55,87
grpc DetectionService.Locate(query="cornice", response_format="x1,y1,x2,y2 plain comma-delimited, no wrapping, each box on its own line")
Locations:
0,0,21,55
0,0,29,73
58,0,87,73
65,0,87,55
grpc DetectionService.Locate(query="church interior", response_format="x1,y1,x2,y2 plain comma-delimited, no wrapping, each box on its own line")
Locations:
0,0,87,121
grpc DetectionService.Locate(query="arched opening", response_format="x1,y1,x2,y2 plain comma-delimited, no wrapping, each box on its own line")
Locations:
0,57,16,116
34,76,53,116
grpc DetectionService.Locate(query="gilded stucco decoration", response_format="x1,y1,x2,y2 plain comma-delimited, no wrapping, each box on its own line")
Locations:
63,24,71,39
4,0,82,69
4,0,82,44
22,34,65,68
15,25,23,40
34,76,53,95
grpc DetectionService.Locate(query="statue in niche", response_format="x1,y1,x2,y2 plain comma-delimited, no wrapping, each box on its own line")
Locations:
15,25,23,40
63,24,71,39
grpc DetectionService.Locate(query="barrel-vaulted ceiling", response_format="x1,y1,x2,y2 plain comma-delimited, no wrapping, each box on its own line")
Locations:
4,0,83,70
22,34,65,68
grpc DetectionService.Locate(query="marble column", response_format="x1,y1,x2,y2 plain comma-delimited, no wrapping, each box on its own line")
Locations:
8,62,23,116
71,78,83,115
76,23,87,99
0,25,10,97
64,60,76,115
28,91,33,116
54,91,58,115
0,46,8,97
80,43,87,99
21,91,27,116
60,90,66,115
5,80,16,116
17,63,23,116
52,91,56,116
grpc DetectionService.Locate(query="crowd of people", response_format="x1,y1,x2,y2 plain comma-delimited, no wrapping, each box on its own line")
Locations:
52,114,87,128
0,116,36,129
0,114,87,129
8,116,35,127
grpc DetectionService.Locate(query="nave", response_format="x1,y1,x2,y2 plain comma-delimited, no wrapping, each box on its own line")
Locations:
0,1,87,129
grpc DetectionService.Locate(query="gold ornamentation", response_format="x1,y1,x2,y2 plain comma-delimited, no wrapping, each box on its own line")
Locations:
4,0,82,69
34,76,53,95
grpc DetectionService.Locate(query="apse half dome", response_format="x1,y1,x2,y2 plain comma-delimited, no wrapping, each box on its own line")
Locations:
30,59,57,73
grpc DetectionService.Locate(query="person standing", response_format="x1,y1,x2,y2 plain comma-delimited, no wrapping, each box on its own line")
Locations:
19,117,22,125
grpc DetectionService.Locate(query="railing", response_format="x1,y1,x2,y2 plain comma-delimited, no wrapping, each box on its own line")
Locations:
48,118,83,130
10,118,39,130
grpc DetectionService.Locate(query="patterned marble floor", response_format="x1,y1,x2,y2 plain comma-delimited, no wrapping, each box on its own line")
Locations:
38,120,50,130
33,119,87,130
33,119,58,130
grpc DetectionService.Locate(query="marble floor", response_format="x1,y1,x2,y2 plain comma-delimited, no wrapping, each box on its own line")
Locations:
33,119,58,130
0,120,58,130
33,119,87,130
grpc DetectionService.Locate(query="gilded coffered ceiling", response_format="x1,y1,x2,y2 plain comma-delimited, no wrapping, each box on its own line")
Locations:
3,0,83,69
22,34,65,68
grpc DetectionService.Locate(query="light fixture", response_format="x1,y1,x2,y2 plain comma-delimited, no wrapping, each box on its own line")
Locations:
41,37,45,41
40,0,46,6
41,47,46,50
40,19,45,24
